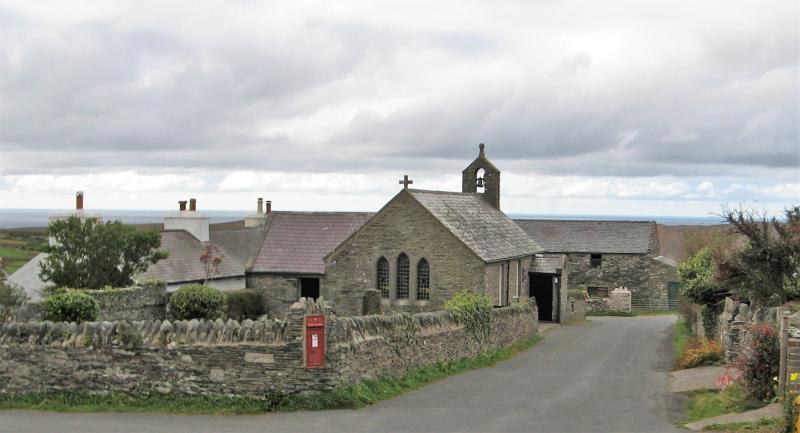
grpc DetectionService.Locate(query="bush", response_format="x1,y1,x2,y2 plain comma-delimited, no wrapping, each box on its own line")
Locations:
735,322,780,404
567,288,587,300
225,289,264,320
168,284,227,321
444,290,493,340
675,338,725,369
42,291,99,323
0,282,28,307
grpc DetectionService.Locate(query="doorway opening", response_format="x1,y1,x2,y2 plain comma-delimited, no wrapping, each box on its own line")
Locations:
529,273,554,321
300,278,320,300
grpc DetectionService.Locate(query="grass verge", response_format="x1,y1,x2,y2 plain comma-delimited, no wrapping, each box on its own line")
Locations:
0,334,543,414
703,416,782,432
673,317,692,363
685,384,762,424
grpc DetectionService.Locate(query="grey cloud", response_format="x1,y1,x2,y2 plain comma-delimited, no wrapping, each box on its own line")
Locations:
0,1,797,185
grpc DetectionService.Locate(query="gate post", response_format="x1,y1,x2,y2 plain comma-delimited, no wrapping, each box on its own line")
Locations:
780,309,789,398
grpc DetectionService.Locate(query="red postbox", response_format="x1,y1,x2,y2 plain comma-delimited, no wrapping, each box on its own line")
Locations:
305,315,325,368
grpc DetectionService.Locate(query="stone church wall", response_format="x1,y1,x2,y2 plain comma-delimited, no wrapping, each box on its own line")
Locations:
0,299,538,398
323,192,487,316
565,253,678,304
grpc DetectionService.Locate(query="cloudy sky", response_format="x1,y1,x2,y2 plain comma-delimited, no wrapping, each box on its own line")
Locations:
0,0,797,217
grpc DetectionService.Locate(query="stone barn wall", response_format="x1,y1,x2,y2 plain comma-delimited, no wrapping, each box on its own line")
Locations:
566,253,678,304
246,273,306,319
0,299,538,398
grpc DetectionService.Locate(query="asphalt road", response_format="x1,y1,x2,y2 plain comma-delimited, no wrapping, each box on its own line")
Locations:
0,316,686,433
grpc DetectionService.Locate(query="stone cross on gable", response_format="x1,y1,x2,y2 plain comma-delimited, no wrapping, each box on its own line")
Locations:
399,175,414,189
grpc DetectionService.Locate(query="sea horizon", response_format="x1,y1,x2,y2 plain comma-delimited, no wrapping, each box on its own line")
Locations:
0,208,726,229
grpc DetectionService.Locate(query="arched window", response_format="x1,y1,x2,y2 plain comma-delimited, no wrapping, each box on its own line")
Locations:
416,258,430,300
377,257,389,298
396,253,409,299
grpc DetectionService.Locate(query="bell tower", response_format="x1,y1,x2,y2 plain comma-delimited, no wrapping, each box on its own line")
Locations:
462,143,501,209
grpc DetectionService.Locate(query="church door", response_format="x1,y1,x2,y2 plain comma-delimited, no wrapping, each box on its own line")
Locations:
529,273,554,321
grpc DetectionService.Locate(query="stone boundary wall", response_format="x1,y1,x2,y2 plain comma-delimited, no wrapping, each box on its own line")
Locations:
687,298,779,361
11,282,167,322
330,301,539,383
0,298,538,397
86,282,167,321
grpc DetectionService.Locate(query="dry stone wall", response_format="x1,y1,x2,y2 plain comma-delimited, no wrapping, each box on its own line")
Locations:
0,298,538,397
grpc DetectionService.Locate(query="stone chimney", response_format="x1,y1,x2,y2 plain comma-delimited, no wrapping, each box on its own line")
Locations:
266,200,272,214
245,197,268,227
49,191,102,246
164,198,209,242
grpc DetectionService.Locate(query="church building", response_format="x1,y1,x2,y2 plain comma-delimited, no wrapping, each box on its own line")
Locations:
320,144,542,316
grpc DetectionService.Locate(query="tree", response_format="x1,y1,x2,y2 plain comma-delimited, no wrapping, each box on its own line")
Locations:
39,216,167,289
720,206,800,307
199,244,224,284
679,247,729,337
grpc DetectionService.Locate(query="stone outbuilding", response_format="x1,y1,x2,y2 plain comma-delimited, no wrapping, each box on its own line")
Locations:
514,219,681,308
246,211,371,318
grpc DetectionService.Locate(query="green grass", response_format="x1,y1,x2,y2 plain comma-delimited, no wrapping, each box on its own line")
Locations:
0,245,39,274
703,417,782,432
0,334,543,414
685,384,760,424
673,317,692,363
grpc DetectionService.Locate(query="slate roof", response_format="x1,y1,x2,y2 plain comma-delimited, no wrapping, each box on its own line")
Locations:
513,219,658,254
249,212,372,274
138,227,263,284
408,190,541,262
6,252,51,302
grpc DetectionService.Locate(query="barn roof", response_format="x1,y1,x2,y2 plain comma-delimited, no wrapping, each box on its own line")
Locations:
408,190,541,262
513,219,658,254
249,212,372,274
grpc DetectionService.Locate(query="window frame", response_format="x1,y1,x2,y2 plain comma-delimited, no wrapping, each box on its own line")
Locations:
376,257,390,299
590,253,602,267
416,258,430,301
396,253,410,299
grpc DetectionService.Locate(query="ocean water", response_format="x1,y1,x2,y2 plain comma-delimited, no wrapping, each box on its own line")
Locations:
0,208,725,229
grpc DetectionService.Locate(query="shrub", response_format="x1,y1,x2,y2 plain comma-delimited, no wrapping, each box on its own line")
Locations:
168,284,227,321
42,291,99,323
225,289,264,320
444,289,493,340
0,282,28,307
675,338,725,369
735,322,780,404
567,288,587,300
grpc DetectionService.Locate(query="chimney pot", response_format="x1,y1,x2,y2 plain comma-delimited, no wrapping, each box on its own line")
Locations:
257,197,264,214
179,200,187,211
76,191,84,210
189,198,197,211
266,200,272,214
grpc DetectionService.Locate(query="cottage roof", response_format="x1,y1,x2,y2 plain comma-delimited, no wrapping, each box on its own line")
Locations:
6,252,50,302
249,212,372,274
513,219,658,254
408,190,541,262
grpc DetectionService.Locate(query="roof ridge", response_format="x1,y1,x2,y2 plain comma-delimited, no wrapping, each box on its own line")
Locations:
514,218,656,224
407,189,479,196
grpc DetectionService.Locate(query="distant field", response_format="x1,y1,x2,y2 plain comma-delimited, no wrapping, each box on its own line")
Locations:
0,229,47,275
